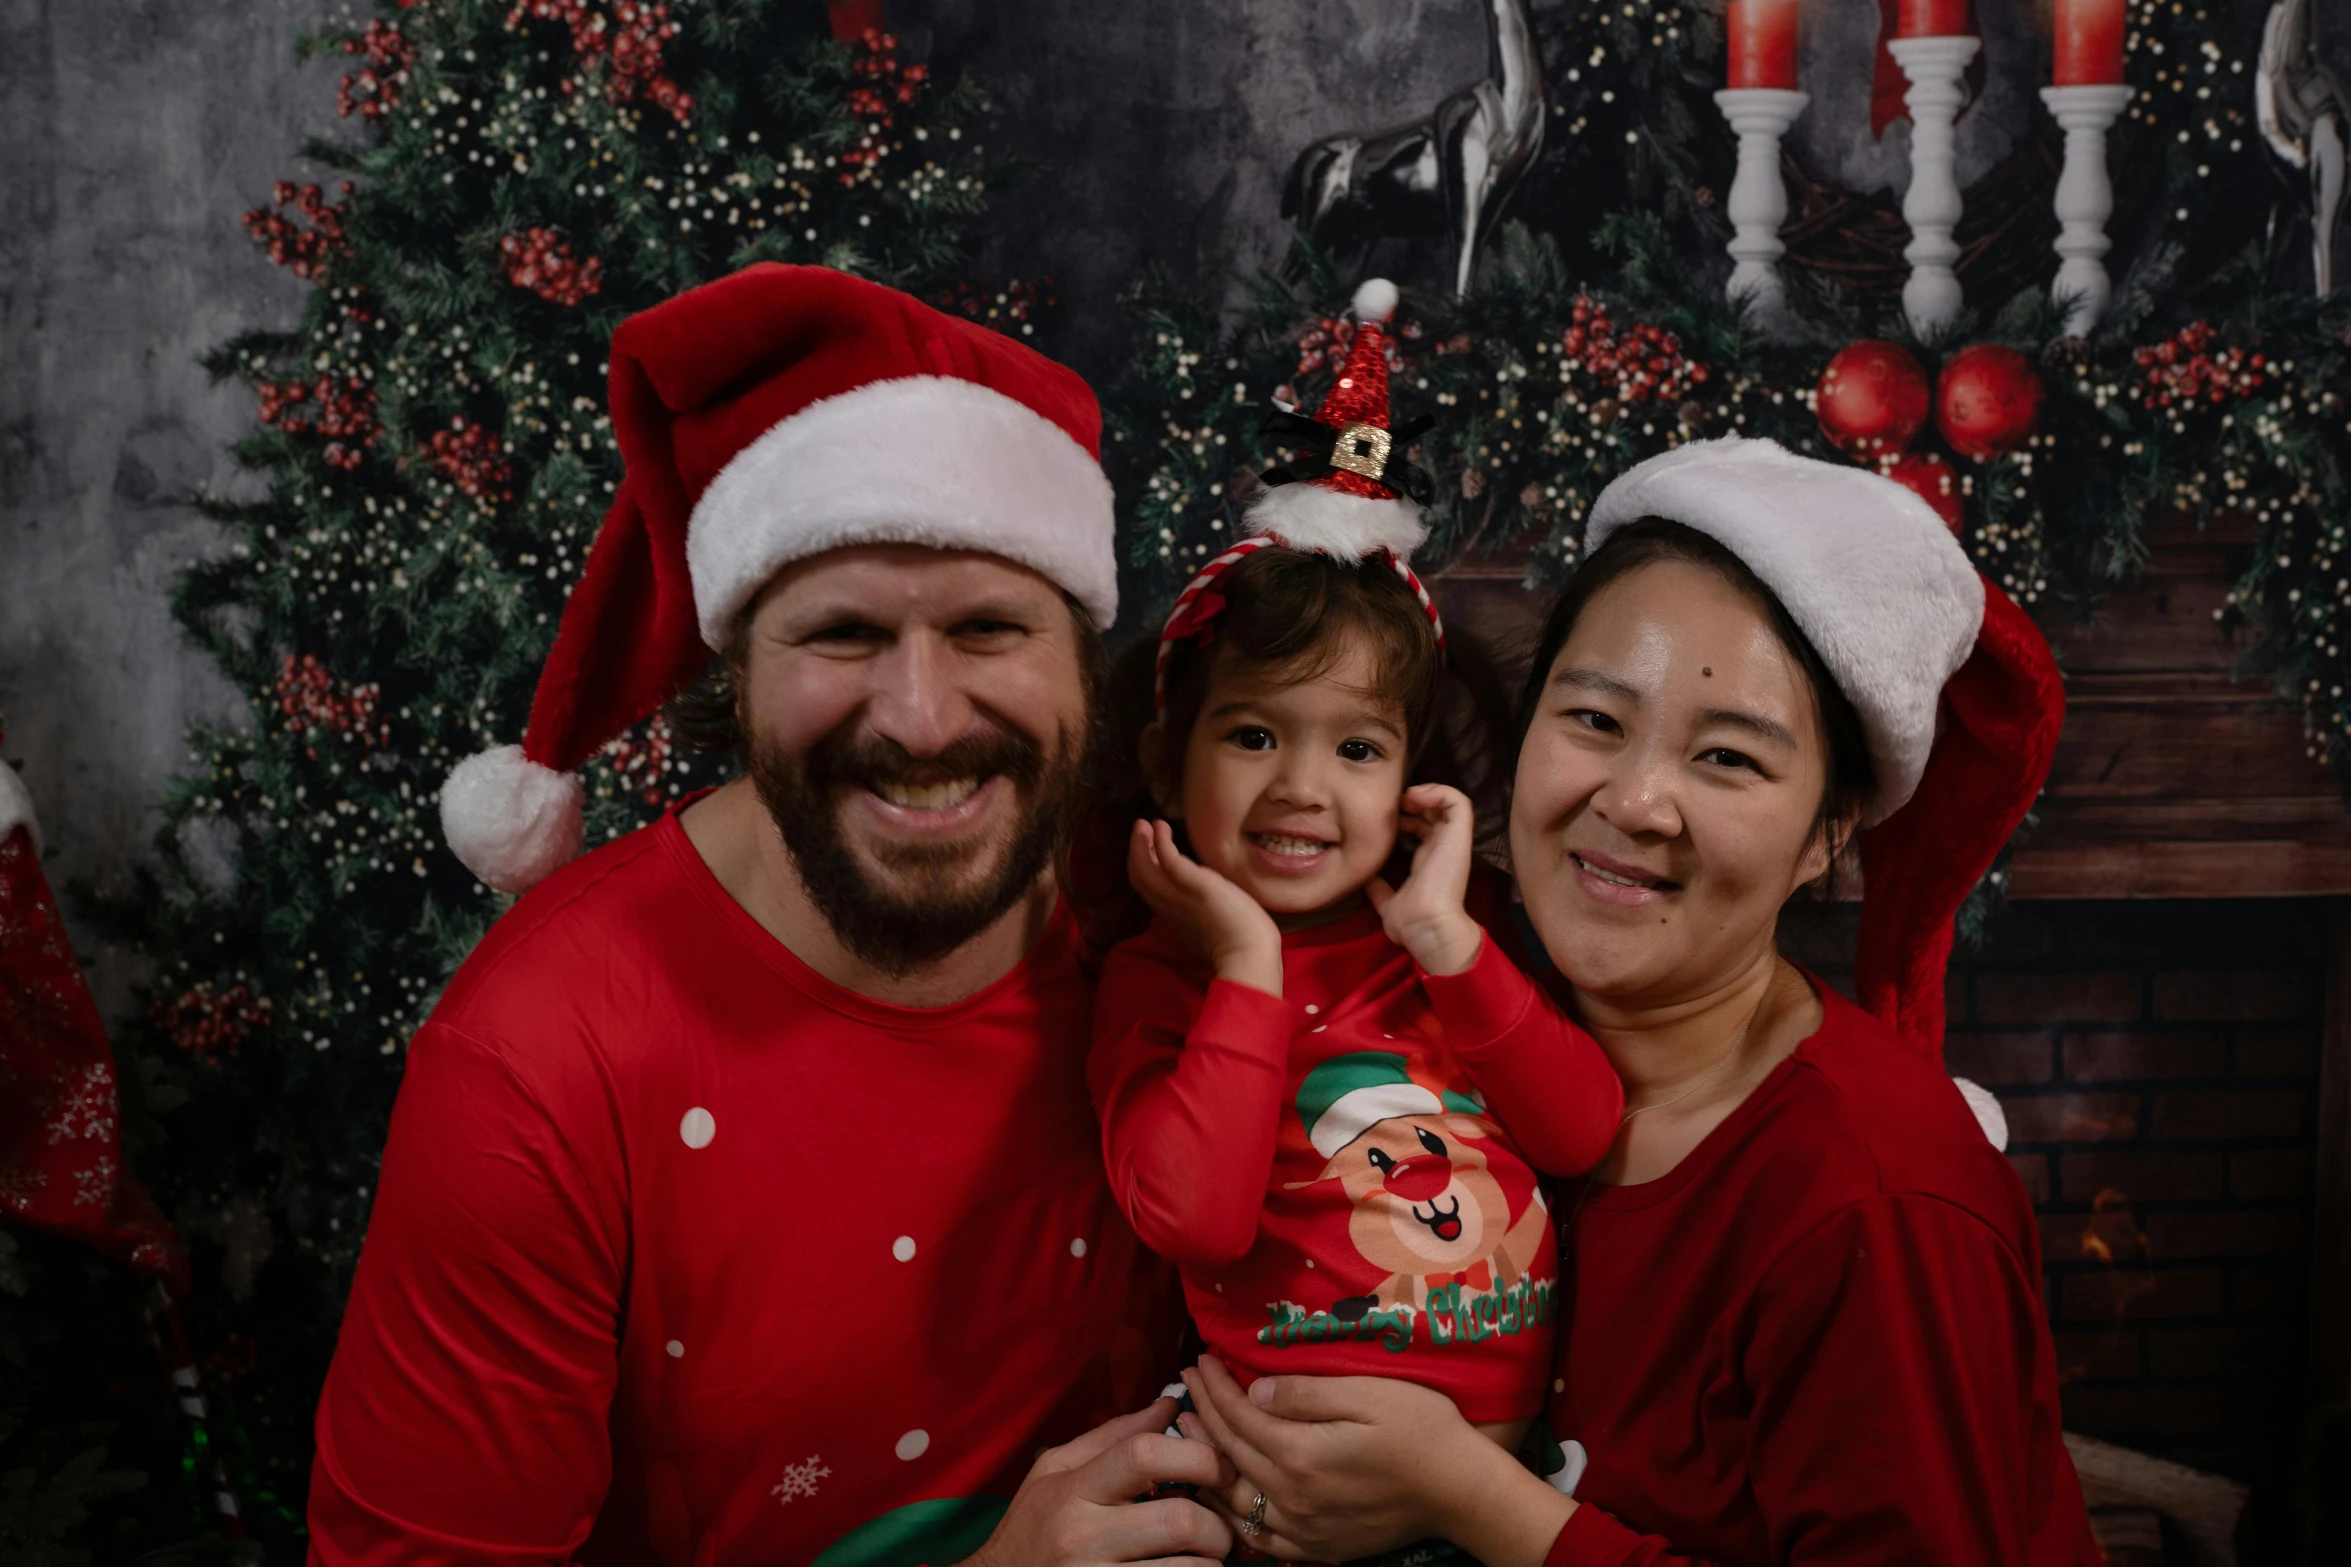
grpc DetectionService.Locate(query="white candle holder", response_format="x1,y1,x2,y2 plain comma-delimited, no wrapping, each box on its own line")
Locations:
1713,87,1810,333
1891,34,1980,336
2040,83,2135,337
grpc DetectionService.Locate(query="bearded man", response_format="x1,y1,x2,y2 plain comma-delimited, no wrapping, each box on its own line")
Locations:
308,267,1231,1566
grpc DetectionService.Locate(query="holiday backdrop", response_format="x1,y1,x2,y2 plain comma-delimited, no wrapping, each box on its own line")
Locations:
2,0,2349,1560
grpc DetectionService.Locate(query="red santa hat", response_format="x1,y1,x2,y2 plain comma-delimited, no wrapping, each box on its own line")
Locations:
1588,437,2065,1144
440,264,1118,893
1155,279,1443,710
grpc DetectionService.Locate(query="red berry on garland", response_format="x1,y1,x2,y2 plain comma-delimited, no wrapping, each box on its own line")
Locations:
1885,453,1963,534
1935,344,2043,460
1815,341,1930,459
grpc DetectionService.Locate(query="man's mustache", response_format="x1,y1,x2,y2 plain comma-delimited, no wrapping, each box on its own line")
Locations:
800,720,1045,796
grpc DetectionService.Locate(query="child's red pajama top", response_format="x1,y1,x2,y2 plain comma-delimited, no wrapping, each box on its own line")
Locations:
1540,978,2099,1566
306,808,1181,1565
1089,903,1622,1422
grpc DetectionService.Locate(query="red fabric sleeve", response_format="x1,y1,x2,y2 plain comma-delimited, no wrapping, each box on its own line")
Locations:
1089,945,1290,1268
1544,1194,2092,1567
1421,937,1624,1177
307,1020,627,1564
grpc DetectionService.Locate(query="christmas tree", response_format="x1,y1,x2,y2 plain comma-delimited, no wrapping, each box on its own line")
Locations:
6,2,1037,1555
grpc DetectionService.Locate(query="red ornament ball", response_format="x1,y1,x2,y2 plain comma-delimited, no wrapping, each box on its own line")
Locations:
1936,344,2043,460
1815,340,1930,458
1885,453,1964,534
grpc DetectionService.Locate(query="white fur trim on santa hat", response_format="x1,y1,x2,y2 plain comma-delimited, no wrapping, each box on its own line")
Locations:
688,375,1117,646
1244,483,1427,562
1587,436,1984,825
1953,1076,2008,1150
440,744,584,893
0,759,39,854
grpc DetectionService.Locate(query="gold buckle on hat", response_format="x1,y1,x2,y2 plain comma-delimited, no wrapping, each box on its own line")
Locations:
1328,421,1391,480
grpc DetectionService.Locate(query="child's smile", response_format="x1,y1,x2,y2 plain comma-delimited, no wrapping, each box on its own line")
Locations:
1166,641,1408,920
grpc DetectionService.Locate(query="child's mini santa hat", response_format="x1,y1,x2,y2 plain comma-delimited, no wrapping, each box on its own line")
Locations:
1155,280,1443,708
1588,438,2065,1140
440,264,1118,893
1246,278,1434,560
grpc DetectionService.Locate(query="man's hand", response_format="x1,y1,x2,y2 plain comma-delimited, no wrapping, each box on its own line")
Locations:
1127,820,1283,997
957,1398,1236,1567
1366,784,1484,977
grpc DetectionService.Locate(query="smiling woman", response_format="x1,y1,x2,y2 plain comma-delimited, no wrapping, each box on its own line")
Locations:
1179,437,2096,1567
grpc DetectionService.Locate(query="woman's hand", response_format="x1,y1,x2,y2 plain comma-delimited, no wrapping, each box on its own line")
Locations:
1128,819,1283,996
1177,1357,1562,1564
1367,784,1484,977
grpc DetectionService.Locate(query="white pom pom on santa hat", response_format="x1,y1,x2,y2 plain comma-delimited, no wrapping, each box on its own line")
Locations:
1351,277,1400,323
440,744,583,895
1953,1076,2008,1150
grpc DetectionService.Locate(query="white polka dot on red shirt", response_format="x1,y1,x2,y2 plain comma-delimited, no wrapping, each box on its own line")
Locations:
896,1429,930,1461
893,1235,917,1262
1304,1004,1320,1015
666,1340,685,1358
1069,1237,1087,1258
679,1107,715,1149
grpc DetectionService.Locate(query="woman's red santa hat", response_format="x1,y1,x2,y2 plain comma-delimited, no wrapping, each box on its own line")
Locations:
440,264,1118,893
1155,279,1443,708
1587,437,2066,1148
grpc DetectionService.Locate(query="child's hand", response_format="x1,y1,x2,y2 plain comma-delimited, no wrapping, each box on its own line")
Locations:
1367,784,1485,977
1129,819,1284,997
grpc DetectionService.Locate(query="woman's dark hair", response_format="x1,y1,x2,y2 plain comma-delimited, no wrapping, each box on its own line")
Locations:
1102,544,1516,850
1514,517,1876,881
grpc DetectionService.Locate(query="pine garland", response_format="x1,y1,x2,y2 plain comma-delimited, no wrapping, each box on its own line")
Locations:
1108,0,2351,838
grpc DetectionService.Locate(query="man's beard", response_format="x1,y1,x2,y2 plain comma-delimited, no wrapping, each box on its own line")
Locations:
748,714,1088,977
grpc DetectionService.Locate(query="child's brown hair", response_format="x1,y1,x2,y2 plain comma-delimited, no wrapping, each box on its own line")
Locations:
1083,547,1516,949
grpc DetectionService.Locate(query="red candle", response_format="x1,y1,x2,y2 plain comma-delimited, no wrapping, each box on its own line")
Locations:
1897,0,1972,35
1726,0,1800,90
2053,0,2126,85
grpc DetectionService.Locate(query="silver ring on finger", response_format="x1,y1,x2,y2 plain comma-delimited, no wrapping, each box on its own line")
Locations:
1240,1490,1268,1538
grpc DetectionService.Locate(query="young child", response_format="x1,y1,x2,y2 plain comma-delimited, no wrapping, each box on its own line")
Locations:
1088,283,1624,1562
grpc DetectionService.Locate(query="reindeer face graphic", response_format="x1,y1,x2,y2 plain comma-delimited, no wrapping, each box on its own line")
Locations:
1284,1050,1551,1319
1326,1114,1501,1275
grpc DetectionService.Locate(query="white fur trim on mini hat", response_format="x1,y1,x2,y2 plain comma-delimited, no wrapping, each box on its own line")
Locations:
1245,484,1427,562
0,760,39,853
440,744,584,893
688,375,1118,646
1586,436,1984,825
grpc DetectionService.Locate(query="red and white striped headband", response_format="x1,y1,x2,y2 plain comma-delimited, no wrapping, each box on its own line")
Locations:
1153,534,1446,716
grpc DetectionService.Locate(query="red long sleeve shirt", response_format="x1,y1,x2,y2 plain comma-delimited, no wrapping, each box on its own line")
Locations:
1090,903,1622,1422
307,810,1180,1565
1541,979,2098,1567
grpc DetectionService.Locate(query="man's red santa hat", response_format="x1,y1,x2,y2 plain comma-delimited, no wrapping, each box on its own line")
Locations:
1587,437,2066,1147
440,264,1118,893
1155,279,1443,708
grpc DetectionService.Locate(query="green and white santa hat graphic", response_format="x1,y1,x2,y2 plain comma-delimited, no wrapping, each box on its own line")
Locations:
1295,1051,1482,1159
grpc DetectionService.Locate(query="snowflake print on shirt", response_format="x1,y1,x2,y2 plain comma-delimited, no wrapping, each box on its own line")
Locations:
772,1455,830,1507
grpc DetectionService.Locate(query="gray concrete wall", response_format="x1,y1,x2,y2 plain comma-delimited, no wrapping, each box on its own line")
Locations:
0,0,338,1016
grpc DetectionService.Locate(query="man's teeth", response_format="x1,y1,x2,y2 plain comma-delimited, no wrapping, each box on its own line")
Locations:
1251,833,1330,857
1578,855,1651,888
875,777,980,812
